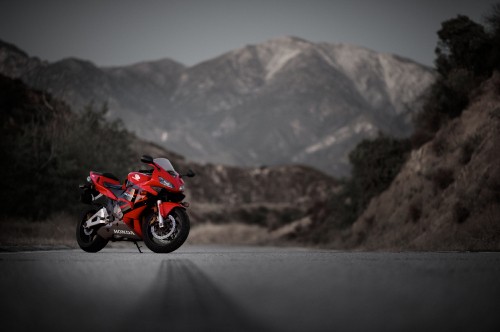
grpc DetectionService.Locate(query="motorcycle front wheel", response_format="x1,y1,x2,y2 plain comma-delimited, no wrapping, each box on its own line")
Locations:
142,207,190,253
76,208,108,253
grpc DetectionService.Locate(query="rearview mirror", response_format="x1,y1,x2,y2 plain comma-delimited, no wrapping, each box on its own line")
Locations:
185,169,196,178
140,155,154,164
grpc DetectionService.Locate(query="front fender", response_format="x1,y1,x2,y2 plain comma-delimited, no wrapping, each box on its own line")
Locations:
159,202,184,217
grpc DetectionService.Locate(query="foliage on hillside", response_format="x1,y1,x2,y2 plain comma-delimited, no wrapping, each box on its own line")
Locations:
413,8,500,146
302,135,411,243
0,75,135,219
348,73,500,250
299,4,500,246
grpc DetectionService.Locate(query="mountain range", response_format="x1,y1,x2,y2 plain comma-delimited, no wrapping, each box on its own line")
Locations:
0,72,337,233
0,36,435,176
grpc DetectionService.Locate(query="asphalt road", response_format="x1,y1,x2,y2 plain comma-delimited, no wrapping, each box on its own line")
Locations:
1,245,499,332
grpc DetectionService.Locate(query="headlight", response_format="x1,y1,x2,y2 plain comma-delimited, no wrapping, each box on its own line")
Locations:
179,185,185,192
158,177,174,189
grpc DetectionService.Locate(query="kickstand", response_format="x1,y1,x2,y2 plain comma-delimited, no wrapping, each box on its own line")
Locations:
133,241,143,253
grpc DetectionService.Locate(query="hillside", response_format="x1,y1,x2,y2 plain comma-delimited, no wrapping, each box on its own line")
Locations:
132,139,338,232
0,36,434,176
317,73,500,250
0,73,337,245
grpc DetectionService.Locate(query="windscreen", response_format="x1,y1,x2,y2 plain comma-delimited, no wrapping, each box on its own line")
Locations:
153,158,175,172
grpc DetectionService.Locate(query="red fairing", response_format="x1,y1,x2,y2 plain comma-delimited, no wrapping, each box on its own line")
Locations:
90,172,121,200
131,166,185,196
123,204,148,237
127,172,151,186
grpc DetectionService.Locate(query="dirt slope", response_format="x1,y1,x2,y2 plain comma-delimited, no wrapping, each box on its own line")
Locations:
348,73,500,250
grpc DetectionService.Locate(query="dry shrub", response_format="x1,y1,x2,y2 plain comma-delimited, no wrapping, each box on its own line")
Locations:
453,201,471,223
430,168,455,191
408,202,422,223
365,215,375,226
486,169,500,201
0,213,76,247
186,222,271,245
460,134,481,165
411,110,445,148
489,107,500,119
431,137,448,156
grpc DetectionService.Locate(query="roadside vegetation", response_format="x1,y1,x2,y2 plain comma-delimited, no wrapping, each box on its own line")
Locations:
301,3,500,245
0,75,135,220
413,6,500,147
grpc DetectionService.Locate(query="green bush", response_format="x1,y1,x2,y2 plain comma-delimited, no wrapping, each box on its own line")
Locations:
435,15,491,77
484,3,500,70
310,135,411,232
413,6,500,147
0,75,135,219
348,135,411,213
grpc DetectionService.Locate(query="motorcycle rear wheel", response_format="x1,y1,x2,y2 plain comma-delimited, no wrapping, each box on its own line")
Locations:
142,207,190,253
76,208,108,253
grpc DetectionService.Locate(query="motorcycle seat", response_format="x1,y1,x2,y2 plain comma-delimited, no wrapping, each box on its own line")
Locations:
103,182,124,198
103,182,123,190
92,171,120,182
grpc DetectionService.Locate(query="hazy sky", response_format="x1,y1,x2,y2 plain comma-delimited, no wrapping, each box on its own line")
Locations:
0,0,497,67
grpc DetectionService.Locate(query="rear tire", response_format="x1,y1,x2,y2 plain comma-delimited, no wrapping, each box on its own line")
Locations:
76,208,108,253
142,208,190,253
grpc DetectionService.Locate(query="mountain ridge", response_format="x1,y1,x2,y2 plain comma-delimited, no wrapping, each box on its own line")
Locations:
0,36,435,176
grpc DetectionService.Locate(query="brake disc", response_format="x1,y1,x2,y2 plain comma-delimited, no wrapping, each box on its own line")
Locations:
151,215,176,240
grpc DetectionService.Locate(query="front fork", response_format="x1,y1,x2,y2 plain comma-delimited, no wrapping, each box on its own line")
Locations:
157,200,165,228
155,201,185,229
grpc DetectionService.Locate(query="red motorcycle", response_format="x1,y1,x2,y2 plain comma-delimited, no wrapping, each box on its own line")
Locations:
77,155,194,253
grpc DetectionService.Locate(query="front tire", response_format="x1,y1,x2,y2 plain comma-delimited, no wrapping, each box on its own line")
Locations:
76,208,108,253
142,208,190,253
